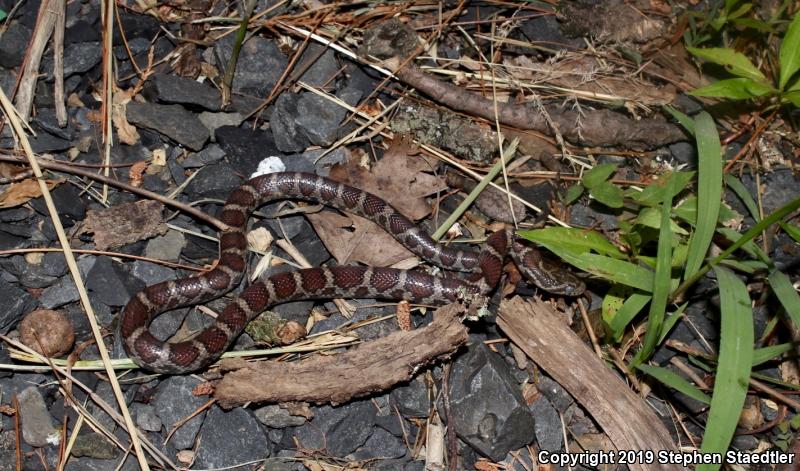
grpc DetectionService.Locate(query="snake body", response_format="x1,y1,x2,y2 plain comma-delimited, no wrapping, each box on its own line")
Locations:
121,172,584,373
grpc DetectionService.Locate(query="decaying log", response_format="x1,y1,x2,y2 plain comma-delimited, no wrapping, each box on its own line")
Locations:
214,302,469,408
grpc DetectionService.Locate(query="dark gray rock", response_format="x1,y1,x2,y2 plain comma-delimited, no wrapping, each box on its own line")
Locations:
150,74,220,110
390,377,428,418
126,102,209,150
352,427,406,460
519,14,583,49
298,44,340,87
40,277,79,309
254,404,307,429
447,343,536,461
182,144,226,168
295,88,362,146
536,376,573,412
18,386,58,447
143,230,184,263
0,22,31,68
130,260,176,286
216,125,281,176
194,406,271,468
199,111,245,140
0,277,35,332
132,403,162,432
85,257,144,307
153,376,207,450
291,401,377,456
214,34,287,96
668,141,696,166
43,42,102,78
530,397,562,452
270,93,308,152
32,184,87,223
185,162,243,200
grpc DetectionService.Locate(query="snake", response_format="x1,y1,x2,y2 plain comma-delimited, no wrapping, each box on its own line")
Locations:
121,172,585,373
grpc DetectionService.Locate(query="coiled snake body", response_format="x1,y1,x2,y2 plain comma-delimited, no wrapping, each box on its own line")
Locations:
122,172,584,373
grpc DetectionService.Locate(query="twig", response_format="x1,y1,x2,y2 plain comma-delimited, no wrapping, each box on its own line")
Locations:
0,155,225,230
14,0,59,122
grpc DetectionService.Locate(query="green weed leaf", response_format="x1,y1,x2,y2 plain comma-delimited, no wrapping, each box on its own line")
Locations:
687,46,767,81
779,13,800,89
690,77,774,99
581,163,618,188
589,181,624,208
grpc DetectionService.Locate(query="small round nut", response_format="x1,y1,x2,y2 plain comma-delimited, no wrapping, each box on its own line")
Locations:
19,309,75,357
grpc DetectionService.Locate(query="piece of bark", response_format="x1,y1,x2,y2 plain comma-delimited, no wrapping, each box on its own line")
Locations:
214,302,469,407
497,297,685,471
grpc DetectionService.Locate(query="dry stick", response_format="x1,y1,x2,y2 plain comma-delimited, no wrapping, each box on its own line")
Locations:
498,297,684,471
100,0,114,203
0,89,152,471
52,0,66,126
15,0,59,122
0,155,224,229
214,302,469,407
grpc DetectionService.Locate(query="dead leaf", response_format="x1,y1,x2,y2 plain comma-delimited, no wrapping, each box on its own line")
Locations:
0,178,61,208
79,200,168,250
329,136,447,220
310,137,447,267
306,210,413,267
112,88,141,146
0,163,29,179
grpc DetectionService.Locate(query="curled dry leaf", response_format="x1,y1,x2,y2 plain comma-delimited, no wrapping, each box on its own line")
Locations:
0,178,62,208
79,200,168,250
112,88,141,146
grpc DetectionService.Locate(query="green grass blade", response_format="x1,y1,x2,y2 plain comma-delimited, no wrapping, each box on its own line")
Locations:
637,364,711,404
658,303,688,344
684,112,723,281
663,106,695,135
631,176,676,368
606,292,652,342
698,266,753,471
517,227,625,258
724,174,760,222
779,12,800,89
768,270,800,328
752,343,794,367
673,195,800,300
780,221,800,242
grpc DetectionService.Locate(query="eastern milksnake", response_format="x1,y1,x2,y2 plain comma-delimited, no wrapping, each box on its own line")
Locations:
121,172,584,373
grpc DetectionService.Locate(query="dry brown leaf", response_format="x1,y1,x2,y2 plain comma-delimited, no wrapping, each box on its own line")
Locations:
306,210,413,267
112,88,141,145
329,136,447,220
79,200,168,250
0,178,61,208
310,137,447,267
0,163,29,179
